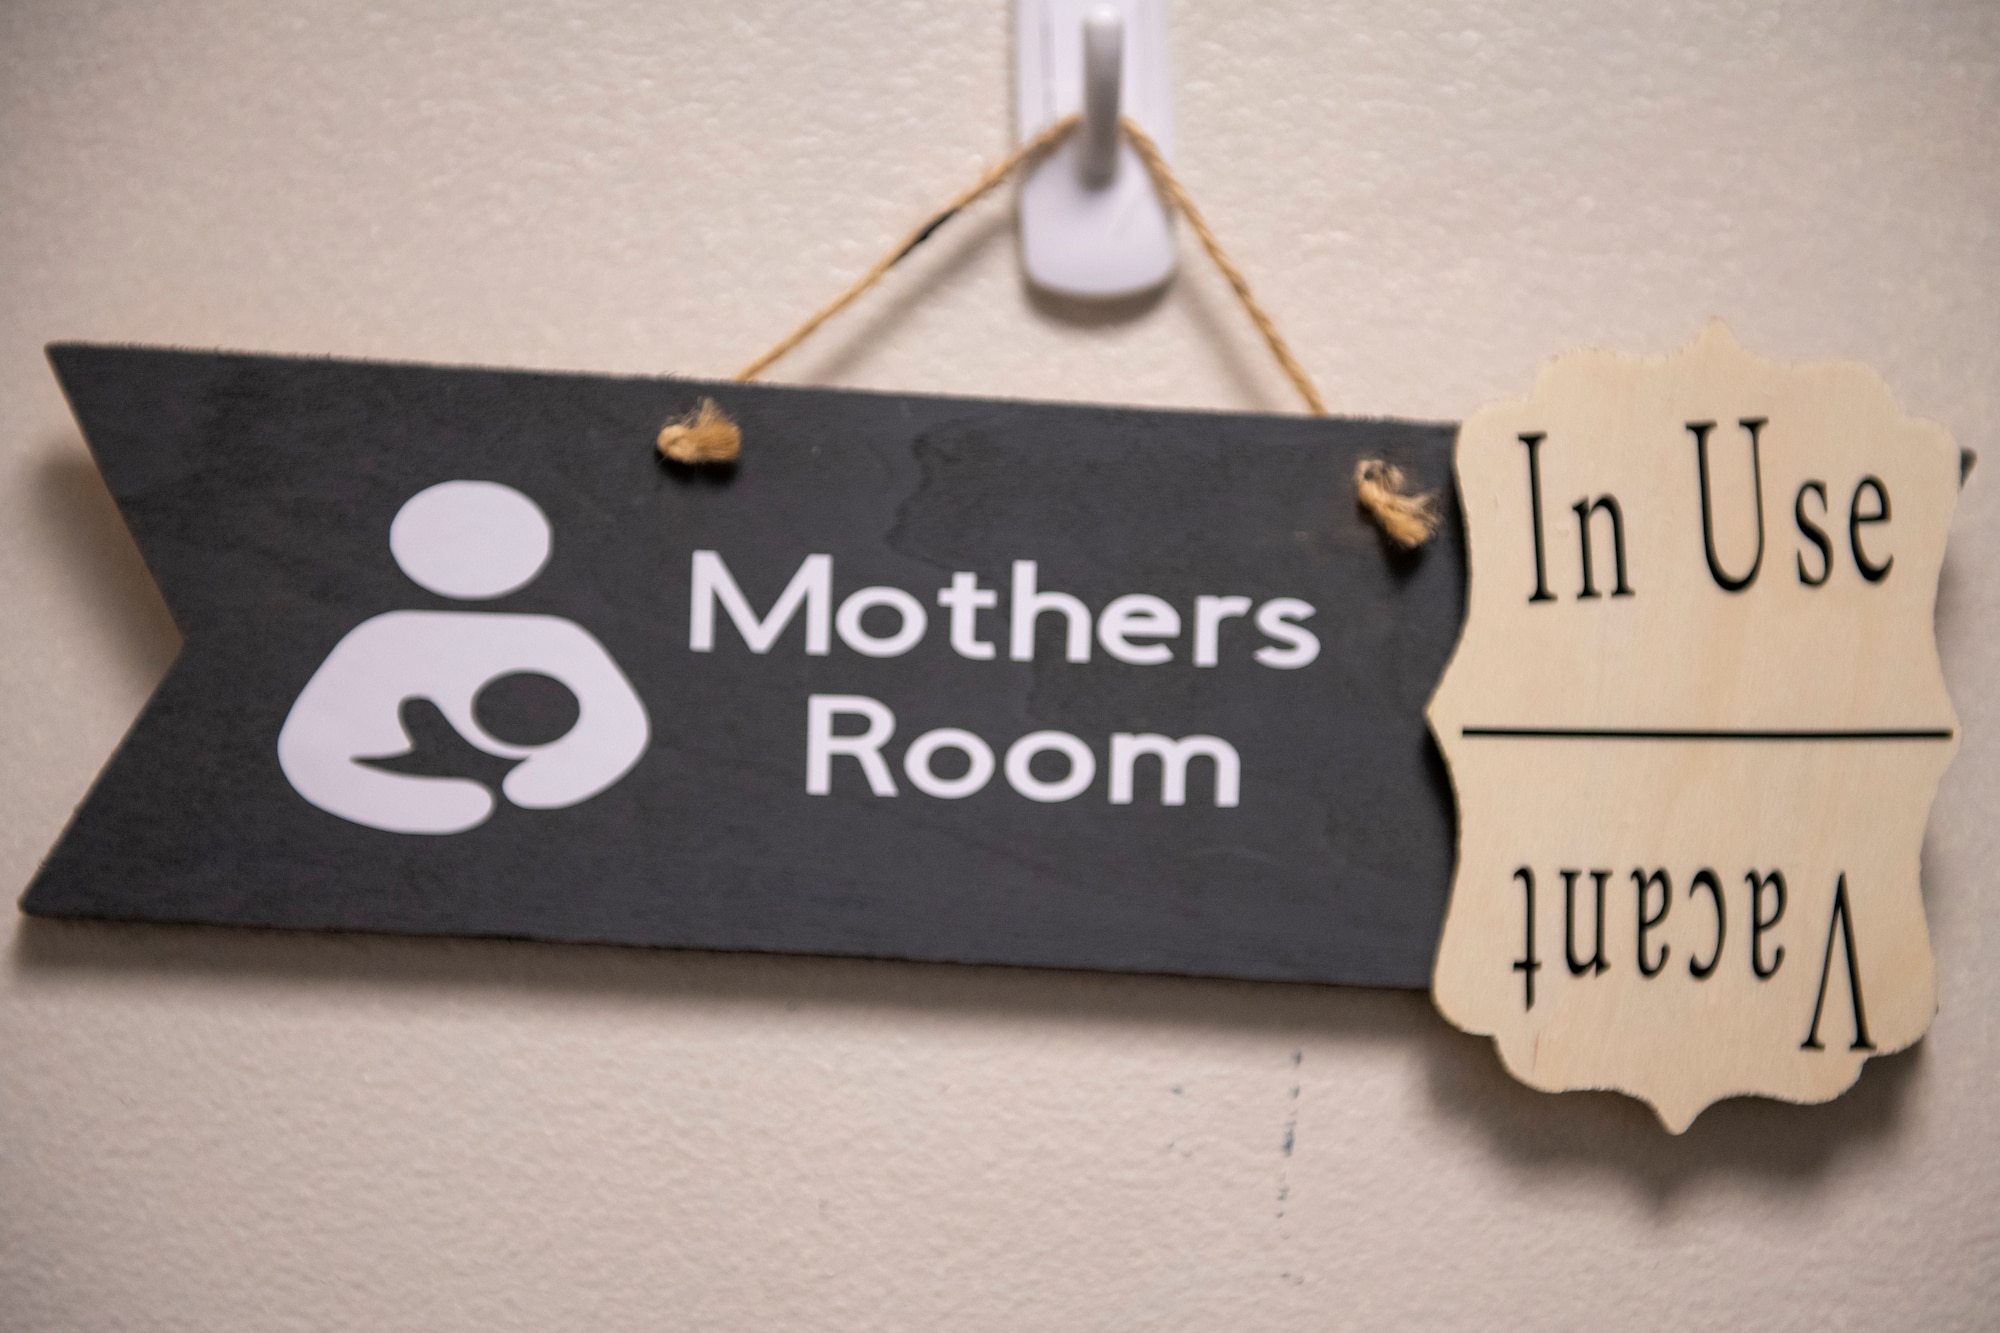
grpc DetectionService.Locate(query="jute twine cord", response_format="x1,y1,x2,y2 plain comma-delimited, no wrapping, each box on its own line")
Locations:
730,114,1085,385
1115,117,1328,418
1353,458,1439,549
653,396,743,465
661,112,1437,548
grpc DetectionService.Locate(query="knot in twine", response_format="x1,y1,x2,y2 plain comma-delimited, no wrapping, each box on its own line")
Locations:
656,397,741,464
664,112,1438,549
1353,458,1439,548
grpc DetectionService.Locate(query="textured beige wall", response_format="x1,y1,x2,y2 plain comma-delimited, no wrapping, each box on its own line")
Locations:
3,1,1996,1327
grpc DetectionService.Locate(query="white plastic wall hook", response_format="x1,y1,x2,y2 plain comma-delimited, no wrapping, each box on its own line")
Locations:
1076,6,1123,188
1016,0,1176,298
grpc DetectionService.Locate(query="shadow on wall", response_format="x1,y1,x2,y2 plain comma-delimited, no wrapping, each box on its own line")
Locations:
12,912,1920,1200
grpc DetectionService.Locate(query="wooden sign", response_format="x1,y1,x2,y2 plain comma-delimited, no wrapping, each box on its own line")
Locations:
1429,324,1963,1130
27,344,1464,987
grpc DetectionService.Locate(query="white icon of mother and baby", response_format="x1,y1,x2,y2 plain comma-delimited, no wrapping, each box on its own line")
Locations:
278,481,650,834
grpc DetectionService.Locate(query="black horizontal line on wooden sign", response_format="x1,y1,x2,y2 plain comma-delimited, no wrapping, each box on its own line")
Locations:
1460,727,1955,742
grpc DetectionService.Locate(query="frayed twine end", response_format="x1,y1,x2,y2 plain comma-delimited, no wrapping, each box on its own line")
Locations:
1354,457,1438,549
657,397,741,465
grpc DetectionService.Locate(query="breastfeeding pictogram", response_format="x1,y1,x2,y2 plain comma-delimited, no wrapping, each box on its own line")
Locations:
278,480,650,834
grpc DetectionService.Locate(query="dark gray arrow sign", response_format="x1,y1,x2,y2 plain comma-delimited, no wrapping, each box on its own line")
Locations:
25,344,1463,987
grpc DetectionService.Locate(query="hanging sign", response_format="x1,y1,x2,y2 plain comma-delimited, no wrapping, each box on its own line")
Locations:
1429,324,1963,1129
26,344,1463,987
